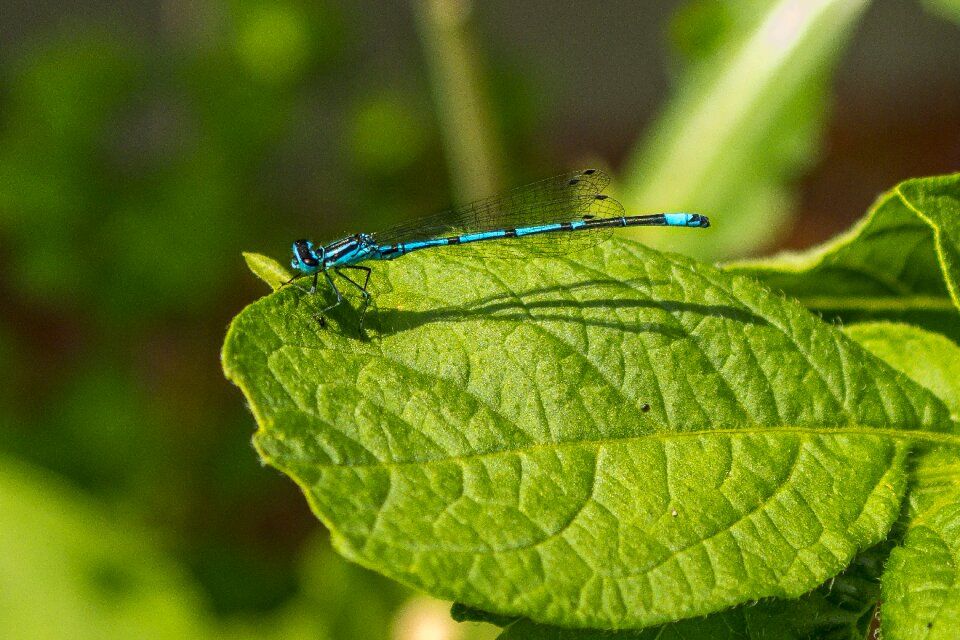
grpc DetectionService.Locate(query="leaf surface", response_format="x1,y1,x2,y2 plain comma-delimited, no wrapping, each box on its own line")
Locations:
882,446,960,640
223,239,952,628
243,251,292,291
840,320,960,639
728,175,960,342
845,322,960,417
487,541,891,639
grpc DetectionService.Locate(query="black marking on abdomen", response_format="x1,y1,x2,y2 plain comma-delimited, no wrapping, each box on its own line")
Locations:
580,216,625,229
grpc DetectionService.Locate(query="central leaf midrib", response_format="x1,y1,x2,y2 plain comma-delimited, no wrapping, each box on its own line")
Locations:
291,424,960,469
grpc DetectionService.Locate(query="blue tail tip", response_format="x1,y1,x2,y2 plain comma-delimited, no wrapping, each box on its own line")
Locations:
665,212,710,228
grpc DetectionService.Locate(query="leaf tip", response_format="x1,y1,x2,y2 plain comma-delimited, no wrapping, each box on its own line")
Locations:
242,252,291,291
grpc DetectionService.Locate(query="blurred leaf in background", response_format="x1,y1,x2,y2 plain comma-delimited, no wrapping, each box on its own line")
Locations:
348,92,432,177
0,455,214,639
0,0,348,621
620,0,870,259
0,454,436,639
925,0,960,25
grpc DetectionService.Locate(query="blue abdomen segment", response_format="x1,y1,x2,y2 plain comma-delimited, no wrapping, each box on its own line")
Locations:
663,213,709,228
372,212,710,260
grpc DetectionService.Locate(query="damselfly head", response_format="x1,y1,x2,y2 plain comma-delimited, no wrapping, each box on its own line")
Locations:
291,239,322,273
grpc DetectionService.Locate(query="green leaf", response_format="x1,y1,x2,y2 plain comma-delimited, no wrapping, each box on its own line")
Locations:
727,174,960,342
0,454,214,639
621,0,870,259
0,452,419,640
844,322,960,417
498,615,746,639
837,320,960,638
924,0,960,26
243,251,293,291
881,445,960,639
494,543,890,638
223,236,954,629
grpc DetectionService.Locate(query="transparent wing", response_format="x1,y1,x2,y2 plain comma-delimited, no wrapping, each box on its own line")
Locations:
447,194,625,257
372,169,616,253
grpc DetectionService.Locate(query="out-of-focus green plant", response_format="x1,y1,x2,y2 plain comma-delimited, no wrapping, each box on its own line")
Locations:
0,0,356,621
621,0,870,259
412,0,505,202
0,455,215,639
925,0,960,24
0,454,433,639
348,94,432,176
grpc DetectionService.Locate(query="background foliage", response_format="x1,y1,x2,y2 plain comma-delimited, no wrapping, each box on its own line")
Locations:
2,0,959,638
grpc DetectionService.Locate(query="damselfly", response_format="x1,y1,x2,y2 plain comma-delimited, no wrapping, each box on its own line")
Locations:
286,169,709,332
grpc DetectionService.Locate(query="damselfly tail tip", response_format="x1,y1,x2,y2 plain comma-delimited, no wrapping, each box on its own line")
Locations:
663,213,710,228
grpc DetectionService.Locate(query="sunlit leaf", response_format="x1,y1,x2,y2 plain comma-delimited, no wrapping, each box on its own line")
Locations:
244,252,293,291
728,174,960,342
223,234,952,628
840,320,960,639
882,445,960,640
845,322,960,417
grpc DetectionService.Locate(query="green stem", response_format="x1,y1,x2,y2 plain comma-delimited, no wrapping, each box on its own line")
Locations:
412,0,503,202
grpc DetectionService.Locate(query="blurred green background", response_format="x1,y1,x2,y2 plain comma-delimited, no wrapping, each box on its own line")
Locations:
1,0,958,638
